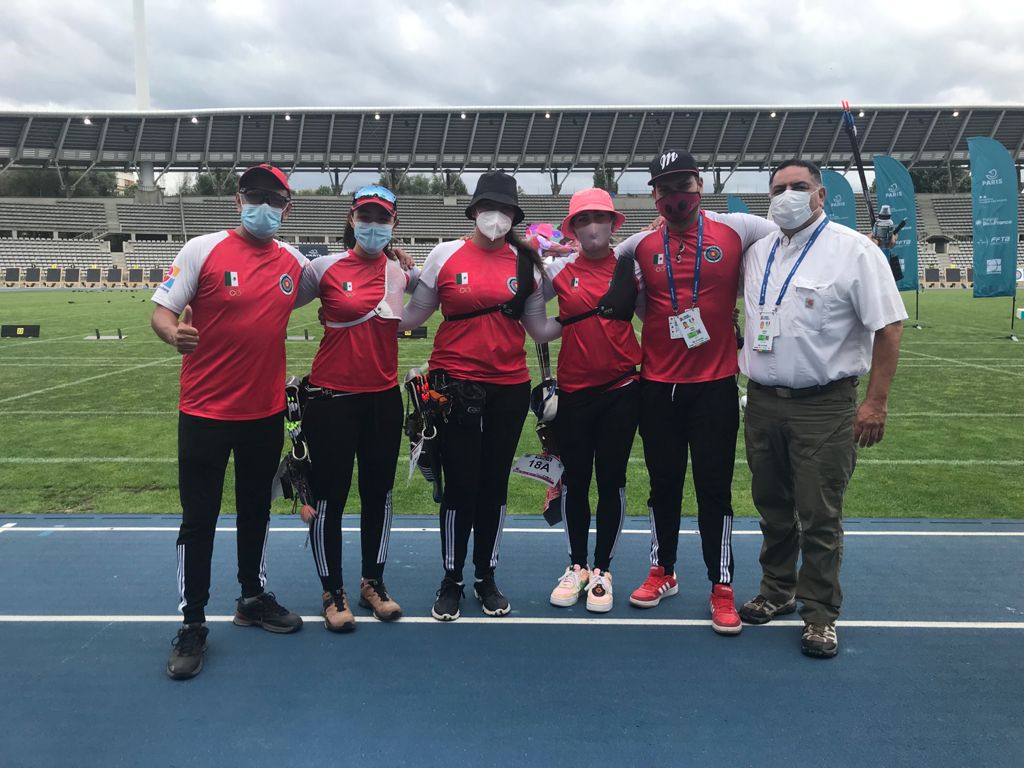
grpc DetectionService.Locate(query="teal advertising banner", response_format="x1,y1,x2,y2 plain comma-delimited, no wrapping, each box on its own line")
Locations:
726,195,749,214
821,169,856,230
873,155,918,291
968,137,1018,298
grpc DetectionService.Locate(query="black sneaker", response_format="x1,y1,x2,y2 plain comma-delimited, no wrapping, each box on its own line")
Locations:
739,594,797,625
474,575,511,617
233,591,303,634
431,576,465,622
167,623,209,680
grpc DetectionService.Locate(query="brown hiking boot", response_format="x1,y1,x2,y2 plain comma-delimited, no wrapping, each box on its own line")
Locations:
321,590,356,633
801,622,839,659
359,579,402,621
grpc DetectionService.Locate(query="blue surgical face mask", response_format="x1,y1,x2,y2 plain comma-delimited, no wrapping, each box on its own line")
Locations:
240,203,283,240
354,222,393,254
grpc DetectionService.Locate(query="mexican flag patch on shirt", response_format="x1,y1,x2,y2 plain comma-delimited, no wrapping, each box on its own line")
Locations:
455,272,469,285
224,271,239,287
652,254,665,265
342,281,353,291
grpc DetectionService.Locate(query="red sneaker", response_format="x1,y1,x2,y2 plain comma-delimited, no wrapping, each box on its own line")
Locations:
629,566,679,608
709,584,742,635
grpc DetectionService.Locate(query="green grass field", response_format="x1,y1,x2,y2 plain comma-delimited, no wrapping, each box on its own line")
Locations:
0,287,1021,517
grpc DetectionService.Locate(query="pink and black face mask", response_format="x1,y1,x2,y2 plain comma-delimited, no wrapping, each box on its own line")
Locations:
655,191,701,225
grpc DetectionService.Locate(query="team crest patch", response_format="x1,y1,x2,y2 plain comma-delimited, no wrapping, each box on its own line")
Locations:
704,245,723,263
279,274,294,295
805,297,815,309
507,277,518,294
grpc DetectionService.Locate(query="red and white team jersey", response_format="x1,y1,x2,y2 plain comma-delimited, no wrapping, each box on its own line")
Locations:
152,230,308,420
417,239,541,384
544,251,641,393
616,211,776,384
297,251,409,392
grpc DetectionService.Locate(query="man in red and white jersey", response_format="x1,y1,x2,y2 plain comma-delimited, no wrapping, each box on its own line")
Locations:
151,164,308,679
614,150,776,634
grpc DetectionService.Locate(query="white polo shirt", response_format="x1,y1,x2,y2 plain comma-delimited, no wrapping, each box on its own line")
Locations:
739,214,908,389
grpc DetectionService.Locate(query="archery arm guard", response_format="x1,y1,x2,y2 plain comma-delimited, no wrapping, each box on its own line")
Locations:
499,247,537,320
596,255,638,321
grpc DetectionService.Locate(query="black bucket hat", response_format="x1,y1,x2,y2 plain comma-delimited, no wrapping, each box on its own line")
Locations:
465,170,525,225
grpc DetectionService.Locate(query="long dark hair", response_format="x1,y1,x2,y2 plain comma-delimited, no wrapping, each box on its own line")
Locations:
506,228,544,270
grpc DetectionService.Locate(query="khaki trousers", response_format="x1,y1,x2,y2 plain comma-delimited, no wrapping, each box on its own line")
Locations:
744,380,857,624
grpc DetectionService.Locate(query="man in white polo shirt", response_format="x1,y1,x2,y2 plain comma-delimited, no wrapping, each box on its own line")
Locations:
737,159,906,659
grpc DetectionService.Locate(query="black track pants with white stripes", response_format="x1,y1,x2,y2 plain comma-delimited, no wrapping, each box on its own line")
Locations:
301,387,403,593
638,376,738,584
176,411,284,625
554,382,639,572
437,380,530,583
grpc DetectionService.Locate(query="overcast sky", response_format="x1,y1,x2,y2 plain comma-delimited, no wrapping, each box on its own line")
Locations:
1,0,1020,193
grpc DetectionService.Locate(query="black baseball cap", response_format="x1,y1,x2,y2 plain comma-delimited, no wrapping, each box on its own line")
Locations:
648,150,700,186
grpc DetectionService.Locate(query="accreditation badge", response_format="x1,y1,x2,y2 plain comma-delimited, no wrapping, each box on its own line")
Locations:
753,309,780,353
670,308,710,348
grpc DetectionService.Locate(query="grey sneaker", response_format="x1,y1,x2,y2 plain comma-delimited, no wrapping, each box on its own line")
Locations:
166,623,209,680
233,591,303,634
801,623,839,659
739,594,797,625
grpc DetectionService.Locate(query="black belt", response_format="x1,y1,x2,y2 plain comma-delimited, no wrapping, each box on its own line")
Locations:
304,385,356,400
748,376,858,399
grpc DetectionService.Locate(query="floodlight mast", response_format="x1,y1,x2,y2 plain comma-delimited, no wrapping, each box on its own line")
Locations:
134,0,158,199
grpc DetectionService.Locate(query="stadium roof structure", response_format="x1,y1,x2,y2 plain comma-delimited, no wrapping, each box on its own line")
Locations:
1,105,1022,180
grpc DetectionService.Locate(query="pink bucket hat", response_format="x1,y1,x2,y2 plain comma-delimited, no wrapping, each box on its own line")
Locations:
560,188,626,240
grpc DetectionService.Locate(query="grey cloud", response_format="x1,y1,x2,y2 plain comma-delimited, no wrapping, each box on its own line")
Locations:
2,0,1022,112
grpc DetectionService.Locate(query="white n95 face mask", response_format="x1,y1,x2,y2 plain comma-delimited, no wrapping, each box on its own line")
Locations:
768,189,814,230
476,210,513,241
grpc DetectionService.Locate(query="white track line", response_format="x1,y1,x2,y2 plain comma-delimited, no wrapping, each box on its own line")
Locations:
0,323,151,350
2,410,1023,419
899,363,1024,369
0,614,1019,629
0,411,176,416
0,362,176,367
902,348,1024,378
887,412,1024,418
0,457,177,464
0,358,174,405
1,525,1020,537
2,456,1020,467
0,358,175,364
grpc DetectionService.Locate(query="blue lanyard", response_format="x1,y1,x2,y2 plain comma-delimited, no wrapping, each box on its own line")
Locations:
662,212,703,313
758,216,830,308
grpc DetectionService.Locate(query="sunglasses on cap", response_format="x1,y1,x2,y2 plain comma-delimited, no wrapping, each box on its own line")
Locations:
354,185,397,206
240,188,291,209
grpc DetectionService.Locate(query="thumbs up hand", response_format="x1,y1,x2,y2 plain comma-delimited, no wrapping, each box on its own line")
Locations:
174,304,200,354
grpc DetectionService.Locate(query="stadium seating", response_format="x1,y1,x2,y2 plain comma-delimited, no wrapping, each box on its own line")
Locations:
1,193,1022,281
0,201,106,234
